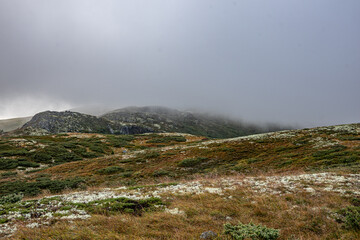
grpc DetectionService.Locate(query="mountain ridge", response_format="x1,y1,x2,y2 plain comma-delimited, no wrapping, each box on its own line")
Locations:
10,106,290,138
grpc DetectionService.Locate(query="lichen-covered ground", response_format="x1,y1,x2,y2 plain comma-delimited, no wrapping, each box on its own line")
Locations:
1,172,359,239
1,124,359,239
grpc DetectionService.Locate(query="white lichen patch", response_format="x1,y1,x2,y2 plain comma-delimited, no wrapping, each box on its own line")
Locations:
225,173,360,195
309,137,339,148
164,207,185,216
1,172,359,238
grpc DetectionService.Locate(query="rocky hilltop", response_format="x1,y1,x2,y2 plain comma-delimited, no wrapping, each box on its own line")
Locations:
9,106,288,137
19,111,151,135
102,106,274,138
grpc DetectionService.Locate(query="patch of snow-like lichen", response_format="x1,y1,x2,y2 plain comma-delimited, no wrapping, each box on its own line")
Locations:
1,172,359,238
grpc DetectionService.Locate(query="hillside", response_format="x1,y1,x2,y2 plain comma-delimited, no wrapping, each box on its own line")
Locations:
0,117,31,133
102,106,276,138
10,106,287,138
0,123,359,239
17,111,151,135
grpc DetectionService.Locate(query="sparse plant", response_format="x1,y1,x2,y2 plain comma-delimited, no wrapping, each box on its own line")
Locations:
152,169,170,177
0,193,23,204
178,157,208,167
96,166,124,175
336,206,360,230
224,222,280,240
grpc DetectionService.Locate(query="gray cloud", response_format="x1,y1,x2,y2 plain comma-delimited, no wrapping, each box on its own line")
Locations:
0,0,359,126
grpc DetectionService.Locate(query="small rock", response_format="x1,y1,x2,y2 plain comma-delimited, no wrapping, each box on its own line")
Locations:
225,216,232,221
200,231,217,239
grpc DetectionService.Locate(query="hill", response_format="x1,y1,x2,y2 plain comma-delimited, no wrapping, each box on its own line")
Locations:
0,123,359,239
17,111,151,135
10,106,288,138
102,106,279,138
0,116,31,133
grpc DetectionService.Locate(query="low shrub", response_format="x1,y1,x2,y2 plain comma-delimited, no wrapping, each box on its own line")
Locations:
152,169,170,177
143,151,160,159
30,145,82,164
336,206,360,230
0,178,84,197
0,158,40,170
96,166,124,175
0,159,18,170
178,157,208,167
75,197,163,216
0,193,23,204
17,159,40,168
224,222,280,240
146,136,186,144
1,171,17,178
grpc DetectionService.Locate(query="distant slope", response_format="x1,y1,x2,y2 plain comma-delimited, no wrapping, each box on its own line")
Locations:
18,111,151,135
0,116,32,132
102,106,284,138
10,106,289,137
69,105,114,116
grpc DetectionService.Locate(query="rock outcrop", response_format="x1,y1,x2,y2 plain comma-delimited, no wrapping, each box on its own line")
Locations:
19,111,152,135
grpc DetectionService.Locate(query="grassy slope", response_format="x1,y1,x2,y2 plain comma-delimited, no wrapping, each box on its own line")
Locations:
0,124,359,239
0,117,31,132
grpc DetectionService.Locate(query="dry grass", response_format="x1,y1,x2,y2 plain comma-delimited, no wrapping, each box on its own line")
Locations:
2,124,360,239
10,184,360,240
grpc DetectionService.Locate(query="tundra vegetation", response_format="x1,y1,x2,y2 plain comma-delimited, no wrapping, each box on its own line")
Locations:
0,124,359,239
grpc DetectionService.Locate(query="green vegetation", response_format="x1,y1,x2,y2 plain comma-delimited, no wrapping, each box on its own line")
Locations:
0,177,84,197
146,135,186,144
178,157,208,167
336,206,360,230
1,171,17,178
73,197,163,216
1,123,359,240
0,158,39,170
152,169,171,177
0,193,23,204
107,135,134,147
224,222,280,240
96,166,124,175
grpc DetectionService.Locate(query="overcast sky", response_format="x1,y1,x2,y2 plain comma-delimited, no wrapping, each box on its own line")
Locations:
0,0,359,127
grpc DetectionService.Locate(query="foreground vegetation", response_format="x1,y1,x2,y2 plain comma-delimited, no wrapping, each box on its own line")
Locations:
0,124,359,239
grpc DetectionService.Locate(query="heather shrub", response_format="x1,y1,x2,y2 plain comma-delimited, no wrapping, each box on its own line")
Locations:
224,222,280,240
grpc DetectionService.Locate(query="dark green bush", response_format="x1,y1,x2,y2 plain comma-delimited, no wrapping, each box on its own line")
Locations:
30,152,52,163
89,145,106,153
77,197,163,216
96,166,124,175
0,149,28,157
0,177,84,197
312,145,347,159
143,151,160,159
0,193,23,204
147,136,186,144
1,171,17,178
0,159,18,170
107,135,134,147
30,145,82,164
17,159,40,168
178,157,208,167
0,218,9,224
152,169,170,177
224,222,280,240
336,206,360,230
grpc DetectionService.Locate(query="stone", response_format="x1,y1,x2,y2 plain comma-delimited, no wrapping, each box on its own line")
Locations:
200,231,217,239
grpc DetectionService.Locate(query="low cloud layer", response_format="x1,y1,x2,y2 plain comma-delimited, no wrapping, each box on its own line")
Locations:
0,0,359,126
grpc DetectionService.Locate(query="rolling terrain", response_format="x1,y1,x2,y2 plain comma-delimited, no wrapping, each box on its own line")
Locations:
0,123,359,239
0,117,32,133
3,106,288,138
